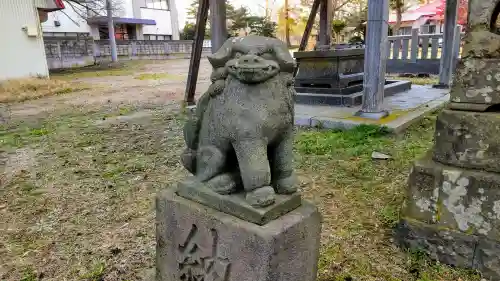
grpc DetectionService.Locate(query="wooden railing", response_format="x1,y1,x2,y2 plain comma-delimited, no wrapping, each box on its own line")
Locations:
385,26,463,74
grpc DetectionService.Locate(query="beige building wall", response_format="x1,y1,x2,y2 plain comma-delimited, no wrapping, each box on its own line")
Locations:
0,0,49,80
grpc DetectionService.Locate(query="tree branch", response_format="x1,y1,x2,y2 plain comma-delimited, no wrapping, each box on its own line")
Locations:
65,0,124,18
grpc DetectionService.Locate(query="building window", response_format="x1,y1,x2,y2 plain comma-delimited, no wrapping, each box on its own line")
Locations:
398,27,411,35
141,0,169,10
144,34,172,40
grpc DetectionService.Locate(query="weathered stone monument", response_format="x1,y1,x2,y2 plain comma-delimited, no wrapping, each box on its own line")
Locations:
156,36,322,281
294,48,366,106
293,46,412,107
397,1,500,279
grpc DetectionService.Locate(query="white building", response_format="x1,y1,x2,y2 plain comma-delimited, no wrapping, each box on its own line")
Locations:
388,1,447,35
42,0,180,40
0,0,64,80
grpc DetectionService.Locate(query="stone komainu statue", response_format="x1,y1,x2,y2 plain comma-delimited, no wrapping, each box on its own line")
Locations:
181,36,297,208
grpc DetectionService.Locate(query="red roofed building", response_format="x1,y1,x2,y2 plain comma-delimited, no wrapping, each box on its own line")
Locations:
389,0,467,35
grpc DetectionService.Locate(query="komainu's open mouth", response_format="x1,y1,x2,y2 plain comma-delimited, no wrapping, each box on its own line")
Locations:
227,55,280,83
234,65,277,73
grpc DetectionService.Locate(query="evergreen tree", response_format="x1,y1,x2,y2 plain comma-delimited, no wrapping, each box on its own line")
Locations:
247,16,278,37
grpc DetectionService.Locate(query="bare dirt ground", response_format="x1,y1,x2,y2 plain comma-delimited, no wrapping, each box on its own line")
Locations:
5,59,212,119
0,59,481,281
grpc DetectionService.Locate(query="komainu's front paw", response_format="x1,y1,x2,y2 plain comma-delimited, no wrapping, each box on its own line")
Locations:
246,186,275,208
274,174,297,195
206,173,240,195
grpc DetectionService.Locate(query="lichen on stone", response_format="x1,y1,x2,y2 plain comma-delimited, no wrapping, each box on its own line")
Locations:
416,198,432,213
456,139,489,162
441,171,491,235
493,200,500,220
466,86,493,98
495,73,500,81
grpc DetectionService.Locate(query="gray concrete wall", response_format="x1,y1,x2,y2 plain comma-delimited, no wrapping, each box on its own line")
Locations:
44,38,211,70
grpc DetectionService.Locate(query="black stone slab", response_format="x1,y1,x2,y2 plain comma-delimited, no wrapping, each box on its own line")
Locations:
293,49,365,91
294,49,365,58
294,92,363,107
294,80,412,107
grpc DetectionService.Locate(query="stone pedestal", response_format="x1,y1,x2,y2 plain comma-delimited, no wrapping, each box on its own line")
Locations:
449,59,500,111
169,36,321,281
433,110,500,173
398,1,500,278
293,48,412,107
398,156,500,279
176,177,302,225
156,188,322,281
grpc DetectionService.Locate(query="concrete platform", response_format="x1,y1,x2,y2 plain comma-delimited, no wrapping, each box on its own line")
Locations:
295,85,449,133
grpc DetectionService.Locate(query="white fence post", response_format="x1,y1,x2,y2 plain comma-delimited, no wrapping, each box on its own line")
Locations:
410,28,419,62
453,25,462,60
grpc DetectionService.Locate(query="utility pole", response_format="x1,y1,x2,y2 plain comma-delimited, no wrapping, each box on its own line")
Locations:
266,0,269,18
209,0,227,53
106,0,118,62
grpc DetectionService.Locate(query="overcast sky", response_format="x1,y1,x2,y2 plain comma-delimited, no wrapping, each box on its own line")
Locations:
174,0,289,27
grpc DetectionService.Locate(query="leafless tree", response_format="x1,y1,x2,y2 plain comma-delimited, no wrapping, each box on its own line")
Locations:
64,0,123,18
65,0,123,62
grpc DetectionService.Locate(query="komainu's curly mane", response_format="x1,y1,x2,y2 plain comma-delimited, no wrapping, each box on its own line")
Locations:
187,36,296,150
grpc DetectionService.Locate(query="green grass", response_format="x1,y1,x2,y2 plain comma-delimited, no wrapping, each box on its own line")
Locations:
388,75,439,85
52,68,133,79
134,72,184,80
296,125,391,156
0,104,481,281
80,261,106,281
50,60,149,79
407,249,481,281
20,268,37,281
294,113,480,281
0,105,185,280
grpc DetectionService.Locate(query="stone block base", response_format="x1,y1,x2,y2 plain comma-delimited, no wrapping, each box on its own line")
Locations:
156,188,322,281
404,155,500,239
400,154,500,280
176,177,302,225
396,219,500,280
450,58,500,106
434,109,500,173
